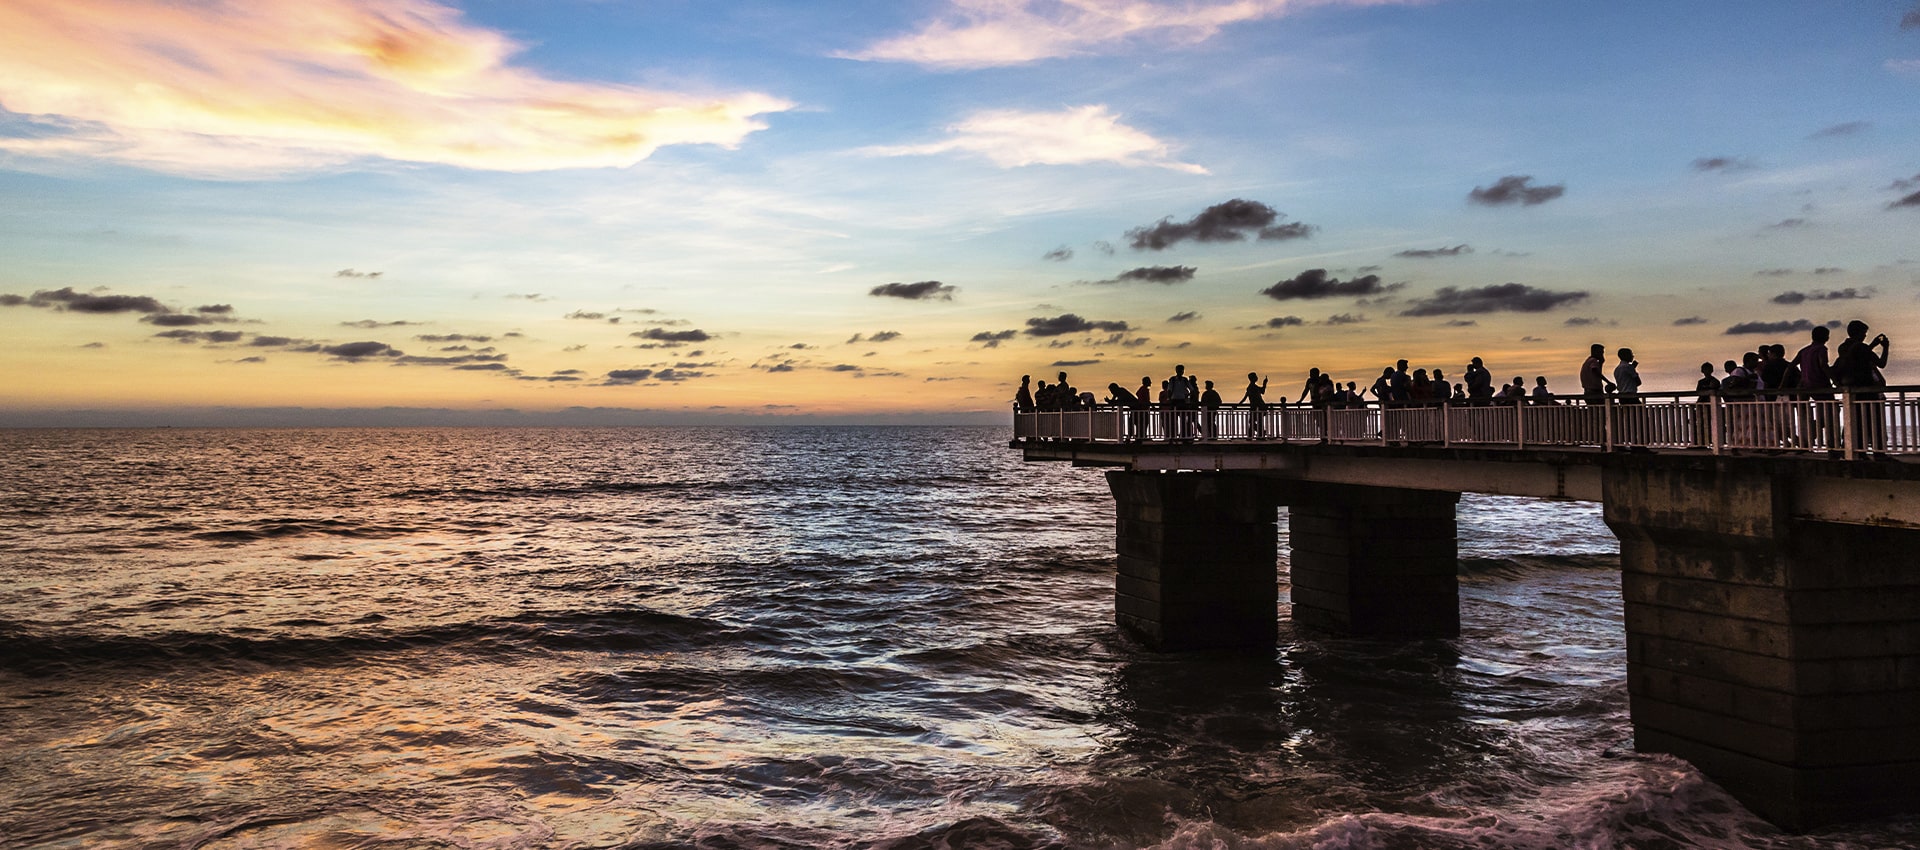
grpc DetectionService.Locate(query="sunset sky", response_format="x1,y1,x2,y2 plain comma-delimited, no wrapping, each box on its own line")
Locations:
3,0,1917,425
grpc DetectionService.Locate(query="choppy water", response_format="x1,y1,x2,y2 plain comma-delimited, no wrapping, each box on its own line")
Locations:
1,427,1914,849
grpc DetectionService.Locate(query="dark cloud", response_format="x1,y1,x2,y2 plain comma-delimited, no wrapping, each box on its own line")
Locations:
652,368,704,382
1755,268,1795,277
1771,288,1869,305
1468,176,1565,207
18,287,169,314
1905,6,1920,28
335,269,383,278
1764,218,1809,230
235,356,266,363
1891,174,1920,192
1562,317,1614,327
566,311,608,320
1443,319,1477,327
1125,199,1315,251
1809,121,1870,139
788,343,812,350
416,333,493,343
249,336,301,347
1520,336,1548,343
631,328,712,344
153,329,203,342
1260,269,1399,301
1166,311,1200,323
1673,316,1708,326
870,281,955,301
1265,316,1305,328
1023,314,1129,337
1725,319,1842,335
396,350,509,366
1091,240,1115,255
1399,283,1589,316
1355,265,1383,273
1051,359,1101,367
604,369,653,384
1394,245,1473,259
828,364,862,372
143,313,214,327
970,329,1016,348
1043,246,1073,262
1691,157,1753,172
1323,313,1367,325
1814,267,1845,275
195,304,234,314
322,341,403,360
454,363,511,371
765,362,796,373
1891,191,1920,210
0,294,23,306
848,331,903,343
79,341,105,348
343,319,418,328
1108,265,1196,285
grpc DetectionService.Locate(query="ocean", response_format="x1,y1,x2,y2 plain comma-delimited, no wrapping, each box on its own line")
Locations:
1,426,1915,849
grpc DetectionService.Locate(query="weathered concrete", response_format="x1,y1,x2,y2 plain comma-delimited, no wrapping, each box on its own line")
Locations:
1107,471,1278,650
1605,464,1920,831
1279,482,1462,637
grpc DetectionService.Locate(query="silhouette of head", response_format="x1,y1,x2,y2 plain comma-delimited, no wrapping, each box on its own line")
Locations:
1847,320,1869,340
1812,326,1830,343
1590,344,1605,357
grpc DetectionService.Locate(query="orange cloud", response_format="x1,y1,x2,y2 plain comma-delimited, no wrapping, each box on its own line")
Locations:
0,0,791,175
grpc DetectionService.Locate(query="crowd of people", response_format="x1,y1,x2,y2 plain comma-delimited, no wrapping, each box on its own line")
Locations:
1013,320,1898,453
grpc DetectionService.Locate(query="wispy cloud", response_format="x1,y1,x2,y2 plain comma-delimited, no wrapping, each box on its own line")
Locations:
1393,244,1472,259
0,0,790,176
1809,121,1870,139
860,105,1206,173
840,0,1416,69
1260,269,1398,300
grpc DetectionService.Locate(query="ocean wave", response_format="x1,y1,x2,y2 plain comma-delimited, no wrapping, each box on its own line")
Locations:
1458,553,1618,580
0,608,761,675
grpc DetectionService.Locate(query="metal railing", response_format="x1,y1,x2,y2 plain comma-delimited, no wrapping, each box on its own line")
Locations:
1012,387,1920,460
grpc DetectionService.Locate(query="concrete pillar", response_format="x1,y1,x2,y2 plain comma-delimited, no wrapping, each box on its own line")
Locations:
1282,484,1462,637
1107,471,1278,650
1605,465,1920,830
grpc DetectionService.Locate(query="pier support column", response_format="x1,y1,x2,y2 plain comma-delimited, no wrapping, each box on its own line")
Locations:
1605,465,1920,830
1281,484,1462,637
1107,471,1278,650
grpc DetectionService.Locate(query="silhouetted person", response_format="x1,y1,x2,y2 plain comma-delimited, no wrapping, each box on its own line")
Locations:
1834,320,1891,454
1581,344,1615,404
1241,372,1269,439
1531,376,1555,405
1136,376,1154,440
1614,348,1641,403
1465,357,1494,405
1694,362,1720,447
1015,374,1034,413
1109,382,1142,440
1795,326,1836,450
1200,380,1222,439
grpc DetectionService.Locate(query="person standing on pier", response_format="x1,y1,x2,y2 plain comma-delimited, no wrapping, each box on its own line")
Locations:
1834,320,1891,454
1581,344,1616,405
1015,375,1035,413
1796,326,1837,450
1465,357,1494,405
1200,380,1222,440
1136,376,1155,441
1241,373,1269,439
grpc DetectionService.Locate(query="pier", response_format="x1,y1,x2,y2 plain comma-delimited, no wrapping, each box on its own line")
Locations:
1013,389,1920,831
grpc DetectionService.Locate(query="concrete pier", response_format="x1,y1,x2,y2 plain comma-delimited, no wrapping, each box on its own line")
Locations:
1605,465,1920,830
1108,471,1278,650
1029,436,1920,830
1283,483,1462,638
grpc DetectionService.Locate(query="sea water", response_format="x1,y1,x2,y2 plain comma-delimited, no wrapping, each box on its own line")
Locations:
1,427,1915,849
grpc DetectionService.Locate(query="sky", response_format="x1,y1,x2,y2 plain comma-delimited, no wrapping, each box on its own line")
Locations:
2,0,1917,426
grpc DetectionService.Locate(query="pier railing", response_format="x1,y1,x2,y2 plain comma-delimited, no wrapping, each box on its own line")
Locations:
1012,386,1920,460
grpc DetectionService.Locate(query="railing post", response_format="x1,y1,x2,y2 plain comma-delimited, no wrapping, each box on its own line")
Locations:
1843,389,1858,461
1603,398,1615,452
1442,402,1452,447
1515,400,1526,450
1710,395,1723,456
